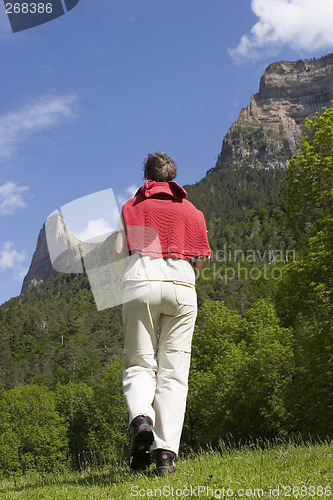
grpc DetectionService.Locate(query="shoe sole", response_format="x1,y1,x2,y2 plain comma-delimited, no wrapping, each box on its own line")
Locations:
130,427,154,470
133,428,154,451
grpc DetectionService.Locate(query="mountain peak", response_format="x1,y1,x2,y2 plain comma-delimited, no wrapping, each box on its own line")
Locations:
216,53,333,171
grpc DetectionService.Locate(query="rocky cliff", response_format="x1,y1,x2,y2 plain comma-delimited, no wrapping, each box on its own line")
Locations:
21,223,56,292
21,211,100,293
216,53,333,170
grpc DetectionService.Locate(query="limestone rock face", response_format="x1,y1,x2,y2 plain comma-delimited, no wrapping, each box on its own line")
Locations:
21,211,99,293
216,53,333,170
21,223,56,293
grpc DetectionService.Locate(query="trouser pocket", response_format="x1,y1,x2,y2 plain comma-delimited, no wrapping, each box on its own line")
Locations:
173,282,196,306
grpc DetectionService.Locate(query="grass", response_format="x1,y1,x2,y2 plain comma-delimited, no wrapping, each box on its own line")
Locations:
0,440,332,499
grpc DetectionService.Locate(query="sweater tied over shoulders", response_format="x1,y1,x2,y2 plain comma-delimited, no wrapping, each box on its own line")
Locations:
121,181,211,260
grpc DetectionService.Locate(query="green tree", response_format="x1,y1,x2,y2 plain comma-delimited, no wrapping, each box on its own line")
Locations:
0,385,68,474
285,104,333,239
184,300,293,448
278,102,333,328
0,431,20,476
275,102,333,438
85,359,128,466
55,382,94,470
232,300,293,440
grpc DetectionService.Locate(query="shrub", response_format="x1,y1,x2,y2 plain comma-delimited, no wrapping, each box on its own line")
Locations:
0,385,68,474
184,300,293,449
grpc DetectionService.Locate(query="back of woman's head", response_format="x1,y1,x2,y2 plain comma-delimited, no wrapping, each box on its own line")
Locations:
144,152,177,182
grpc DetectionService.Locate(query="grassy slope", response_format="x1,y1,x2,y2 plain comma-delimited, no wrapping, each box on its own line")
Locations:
0,442,332,499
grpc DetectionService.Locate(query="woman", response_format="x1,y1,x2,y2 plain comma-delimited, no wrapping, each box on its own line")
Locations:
114,152,210,475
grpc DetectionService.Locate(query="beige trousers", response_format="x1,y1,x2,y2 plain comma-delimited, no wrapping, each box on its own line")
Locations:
122,280,197,454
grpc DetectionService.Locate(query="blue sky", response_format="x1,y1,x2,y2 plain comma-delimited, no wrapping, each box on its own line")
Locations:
1,0,333,304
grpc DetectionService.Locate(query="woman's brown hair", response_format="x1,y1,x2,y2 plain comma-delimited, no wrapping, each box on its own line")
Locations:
144,152,177,182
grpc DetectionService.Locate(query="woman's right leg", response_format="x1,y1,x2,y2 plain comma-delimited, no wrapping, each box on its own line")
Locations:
151,282,197,455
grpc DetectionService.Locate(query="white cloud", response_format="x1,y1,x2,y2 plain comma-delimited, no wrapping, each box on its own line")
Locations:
230,0,333,60
73,217,113,243
116,194,126,206
0,181,29,215
0,94,78,162
0,241,26,273
125,184,139,197
116,184,139,206
0,242,28,282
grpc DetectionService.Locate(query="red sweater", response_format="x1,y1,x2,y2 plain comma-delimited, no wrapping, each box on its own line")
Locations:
122,181,210,260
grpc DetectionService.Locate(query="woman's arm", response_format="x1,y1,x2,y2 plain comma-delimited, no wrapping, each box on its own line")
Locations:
113,230,129,276
193,255,210,280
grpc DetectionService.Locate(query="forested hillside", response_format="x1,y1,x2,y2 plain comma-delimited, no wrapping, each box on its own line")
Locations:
0,274,123,390
185,166,294,311
0,163,291,393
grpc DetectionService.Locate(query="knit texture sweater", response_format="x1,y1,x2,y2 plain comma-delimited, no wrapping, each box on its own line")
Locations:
121,181,210,260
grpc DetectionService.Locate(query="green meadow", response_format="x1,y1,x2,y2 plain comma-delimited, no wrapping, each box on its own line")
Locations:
0,441,332,500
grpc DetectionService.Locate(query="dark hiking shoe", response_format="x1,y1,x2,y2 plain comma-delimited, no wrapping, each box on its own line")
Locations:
154,449,176,476
129,415,154,470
